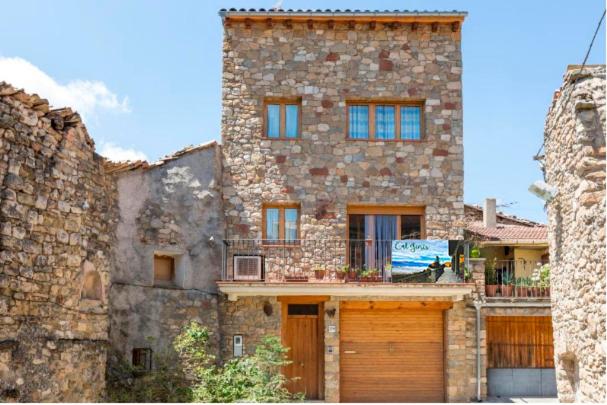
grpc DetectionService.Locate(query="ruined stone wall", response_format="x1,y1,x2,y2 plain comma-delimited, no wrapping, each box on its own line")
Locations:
221,20,464,278
544,65,606,402
109,143,224,365
0,83,116,401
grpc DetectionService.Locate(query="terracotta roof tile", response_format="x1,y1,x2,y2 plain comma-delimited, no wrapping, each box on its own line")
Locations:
466,221,547,242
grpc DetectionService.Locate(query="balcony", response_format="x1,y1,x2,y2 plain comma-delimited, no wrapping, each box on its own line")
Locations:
484,259,550,300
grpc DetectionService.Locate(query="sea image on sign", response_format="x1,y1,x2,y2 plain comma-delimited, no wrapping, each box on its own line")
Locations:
391,240,451,274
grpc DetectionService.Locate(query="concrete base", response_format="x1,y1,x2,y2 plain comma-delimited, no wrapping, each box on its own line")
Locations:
488,368,557,397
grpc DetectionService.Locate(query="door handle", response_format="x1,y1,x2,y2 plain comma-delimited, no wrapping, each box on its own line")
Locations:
344,350,357,354
299,361,304,367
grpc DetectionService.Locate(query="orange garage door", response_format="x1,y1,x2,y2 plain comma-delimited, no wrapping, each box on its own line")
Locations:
340,301,446,403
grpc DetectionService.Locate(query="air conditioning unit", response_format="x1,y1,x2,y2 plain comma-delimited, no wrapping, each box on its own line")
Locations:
233,256,263,281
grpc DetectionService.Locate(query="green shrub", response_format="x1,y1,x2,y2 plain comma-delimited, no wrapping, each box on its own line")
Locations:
107,321,302,403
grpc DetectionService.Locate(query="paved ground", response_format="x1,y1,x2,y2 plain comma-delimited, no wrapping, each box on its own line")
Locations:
436,267,461,283
484,397,559,403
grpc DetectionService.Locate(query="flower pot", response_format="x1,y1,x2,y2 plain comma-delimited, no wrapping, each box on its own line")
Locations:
527,286,540,297
500,285,514,297
335,272,346,280
347,271,358,281
485,285,498,297
515,286,529,298
314,270,326,280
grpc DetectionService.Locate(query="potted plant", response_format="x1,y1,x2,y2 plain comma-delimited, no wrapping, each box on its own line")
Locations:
347,267,359,282
500,272,514,297
485,266,498,297
470,246,481,258
314,266,326,280
515,277,529,298
361,268,381,282
335,265,348,281
538,264,550,297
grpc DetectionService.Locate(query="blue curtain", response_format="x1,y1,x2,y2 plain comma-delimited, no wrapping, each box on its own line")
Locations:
284,208,298,240
401,106,421,140
375,105,395,139
348,105,369,139
265,208,280,240
285,105,298,138
267,105,280,138
374,215,397,272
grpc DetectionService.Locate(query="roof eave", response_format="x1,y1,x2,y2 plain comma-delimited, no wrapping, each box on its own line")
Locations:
219,10,467,23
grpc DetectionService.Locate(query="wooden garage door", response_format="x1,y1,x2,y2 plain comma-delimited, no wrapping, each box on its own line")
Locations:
340,301,447,403
487,316,554,368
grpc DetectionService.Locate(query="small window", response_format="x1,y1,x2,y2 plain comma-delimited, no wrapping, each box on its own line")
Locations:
288,304,319,315
265,100,301,138
401,106,421,140
132,348,153,371
401,215,422,239
263,204,300,243
347,101,423,140
348,105,369,139
81,270,102,300
154,255,175,285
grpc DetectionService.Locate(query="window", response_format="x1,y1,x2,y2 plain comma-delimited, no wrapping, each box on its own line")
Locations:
154,255,175,285
132,348,153,371
81,270,102,300
347,102,423,140
262,203,300,243
265,100,301,138
347,206,425,270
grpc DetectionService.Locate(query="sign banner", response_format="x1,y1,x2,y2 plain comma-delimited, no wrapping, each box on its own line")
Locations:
391,240,451,274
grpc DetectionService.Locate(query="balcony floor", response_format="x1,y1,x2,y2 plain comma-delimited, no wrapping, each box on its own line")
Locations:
216,280,475,301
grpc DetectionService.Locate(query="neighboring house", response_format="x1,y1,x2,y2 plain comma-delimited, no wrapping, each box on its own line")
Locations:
465,199,549,284
217,8,475,403
465,199,556,398
105,142,224,370
543,65,606,402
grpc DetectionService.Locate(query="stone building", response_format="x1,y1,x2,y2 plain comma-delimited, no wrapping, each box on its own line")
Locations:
217,8,479,402
543,65,606,402
106,142,224,368
0,83,116,401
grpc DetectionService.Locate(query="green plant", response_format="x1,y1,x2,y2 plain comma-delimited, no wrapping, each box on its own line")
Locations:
501,272,514,285
337,264,349,273
485,266,497,284
531,264,550,288
108,322,303,403
470,246,481,258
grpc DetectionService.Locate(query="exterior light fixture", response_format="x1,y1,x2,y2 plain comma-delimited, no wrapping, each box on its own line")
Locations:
528,180,558,202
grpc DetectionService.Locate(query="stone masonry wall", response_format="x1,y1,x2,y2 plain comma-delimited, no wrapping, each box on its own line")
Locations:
0,83,116,401
109,143,224,366
544,65,606,402
221,19,465,278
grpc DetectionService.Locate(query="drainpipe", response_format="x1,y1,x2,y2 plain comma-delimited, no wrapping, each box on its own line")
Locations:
473,299,483,402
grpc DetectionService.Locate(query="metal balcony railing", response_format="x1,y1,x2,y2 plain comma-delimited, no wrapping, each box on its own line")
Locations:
484,259,550,299
221,239,468,284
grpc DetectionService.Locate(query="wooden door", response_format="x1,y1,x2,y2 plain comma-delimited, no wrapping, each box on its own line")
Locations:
282,302,323,399
487,316,554,368
340,301,446,403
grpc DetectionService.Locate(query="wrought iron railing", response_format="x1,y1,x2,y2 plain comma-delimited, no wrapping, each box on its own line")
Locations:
221,239,467,283
484,259,550,299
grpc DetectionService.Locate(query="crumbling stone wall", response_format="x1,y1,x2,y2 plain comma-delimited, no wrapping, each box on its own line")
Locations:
544,65,606,402
221,19,465,278
109,143,224,366
0,83,116,401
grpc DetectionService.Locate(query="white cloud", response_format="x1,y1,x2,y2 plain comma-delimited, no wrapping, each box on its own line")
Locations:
0,56,129,119
98,142,147,162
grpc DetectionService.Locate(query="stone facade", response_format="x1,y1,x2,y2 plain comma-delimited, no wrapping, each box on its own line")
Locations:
218,296,281,360
0,83,116,401
108,142,224,365
221,17,465,276
543,65,606,402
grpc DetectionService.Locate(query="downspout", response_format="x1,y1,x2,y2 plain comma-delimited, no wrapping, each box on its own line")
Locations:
473,299,483,402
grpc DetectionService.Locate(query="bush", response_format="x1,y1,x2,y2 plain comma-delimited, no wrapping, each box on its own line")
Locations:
107,321,302,403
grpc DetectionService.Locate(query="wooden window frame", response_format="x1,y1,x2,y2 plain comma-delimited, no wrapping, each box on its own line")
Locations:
346,205,427,240
132,348,153,371
262,202,301,245
153,254,175,285
346,100,425,141
263,98,303,139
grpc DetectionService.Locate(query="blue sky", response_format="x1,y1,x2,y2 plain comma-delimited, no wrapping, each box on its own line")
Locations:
0,1,604,223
